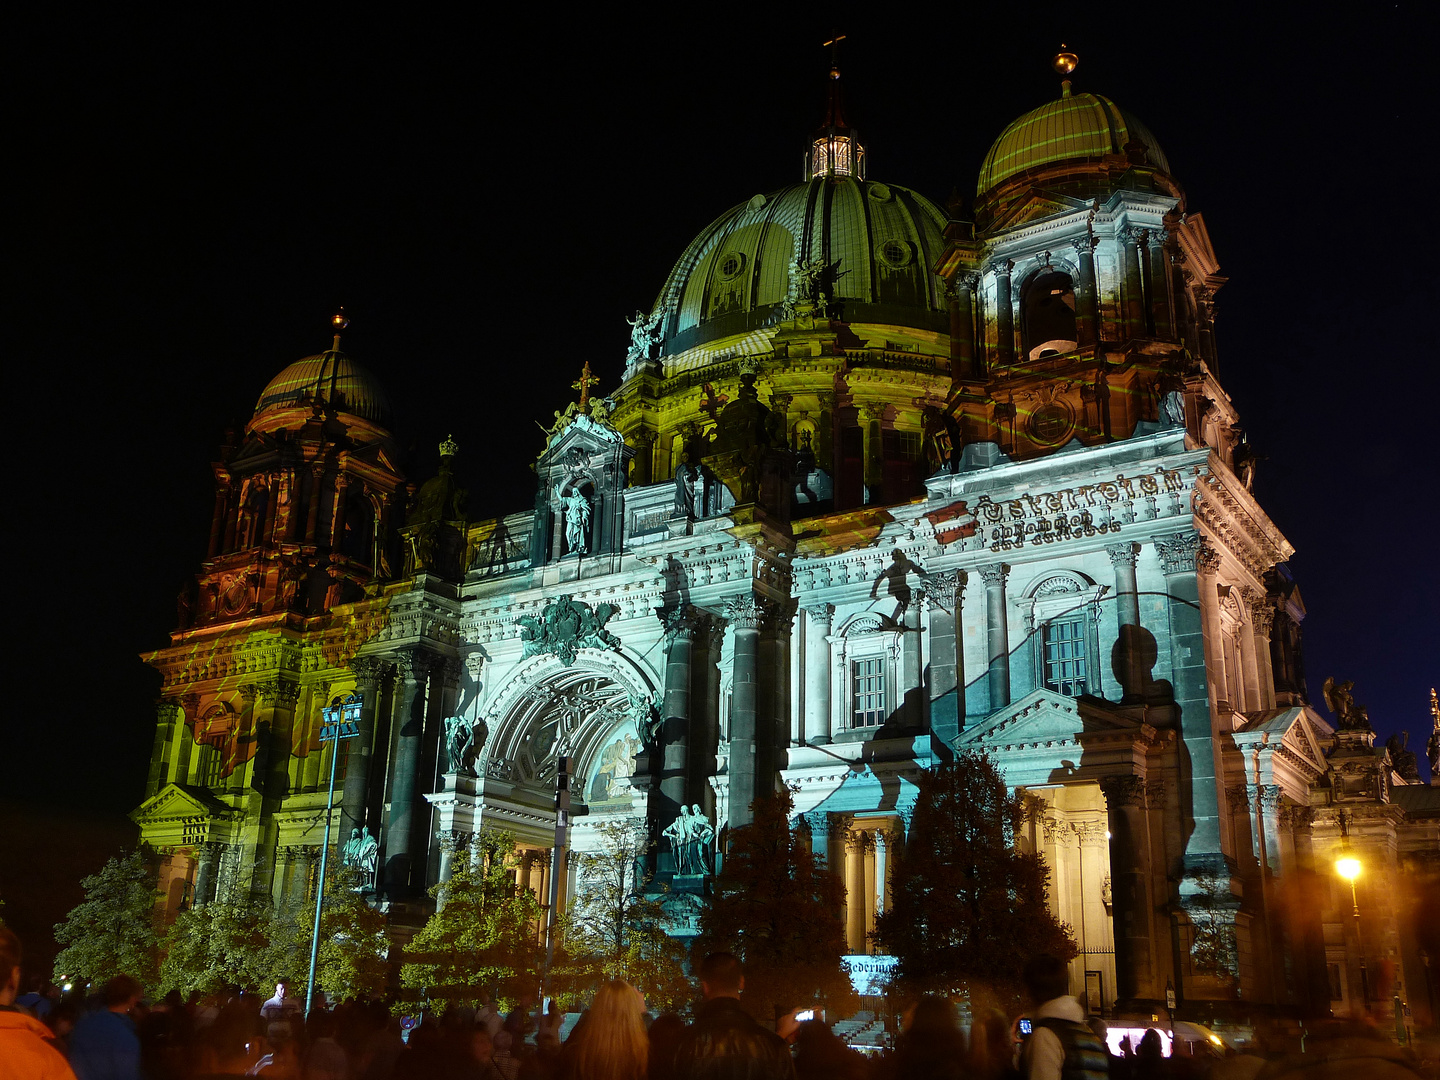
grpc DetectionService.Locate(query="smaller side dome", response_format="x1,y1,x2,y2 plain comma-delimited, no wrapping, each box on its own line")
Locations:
977,87,1169,196
253,350,392,424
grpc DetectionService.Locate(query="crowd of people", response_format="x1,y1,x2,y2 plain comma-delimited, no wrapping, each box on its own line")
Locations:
3,927,1432,1080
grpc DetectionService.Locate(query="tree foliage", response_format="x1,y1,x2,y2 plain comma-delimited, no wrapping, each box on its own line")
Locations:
399,830,542,1013
53,849,162,990
694,787,855,1023
157,898,277,997
874,751,1075,1007
552,819,690,1012
272,866,390,1003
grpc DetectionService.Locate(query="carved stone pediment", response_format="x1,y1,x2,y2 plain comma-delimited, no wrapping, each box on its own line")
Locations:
957,688,1137,750
1232,706,1332,781
130,783,234,824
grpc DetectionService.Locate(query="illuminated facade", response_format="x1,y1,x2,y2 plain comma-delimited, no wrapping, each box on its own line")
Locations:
132,60,1438,1030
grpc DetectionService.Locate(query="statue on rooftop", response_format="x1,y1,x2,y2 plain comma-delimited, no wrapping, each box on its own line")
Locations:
1323,677,1373,733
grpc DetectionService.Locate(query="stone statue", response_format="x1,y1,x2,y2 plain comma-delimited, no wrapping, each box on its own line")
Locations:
562,488,591,554
1323,677,1373,733
626,309,662,363
1429,689,1440,782
1386,732,1420,782
355,827,379,876
688,804,714,874
674,460,699,519
663,807,697,875
1161,389,1186,428
443,715,475,775
341,827,363,867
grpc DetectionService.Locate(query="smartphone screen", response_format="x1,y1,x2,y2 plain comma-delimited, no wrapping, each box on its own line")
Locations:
795,1009,814,1022
1019,1019,1033,1035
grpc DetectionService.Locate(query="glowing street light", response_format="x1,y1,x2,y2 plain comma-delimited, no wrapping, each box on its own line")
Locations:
1336,854,1361,918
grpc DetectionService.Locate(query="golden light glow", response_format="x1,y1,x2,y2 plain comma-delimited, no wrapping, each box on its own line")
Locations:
332,310,350,331
1052,46,1079,75
1336,856,1361,882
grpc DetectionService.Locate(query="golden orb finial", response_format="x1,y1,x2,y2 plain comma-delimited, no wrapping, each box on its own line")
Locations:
332,309,350,332
1052,45,1079,76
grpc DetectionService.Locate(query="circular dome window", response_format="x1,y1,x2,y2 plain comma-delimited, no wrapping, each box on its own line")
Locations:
717,252,746,281
1029,402,1074,445
879,239,913,269
868,183,893,202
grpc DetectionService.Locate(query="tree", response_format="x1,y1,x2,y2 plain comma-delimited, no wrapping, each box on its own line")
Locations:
874,751,1076,1008
52,849,162,990
553,819,690,1012
399,829,542,1012
271,866,390,1003
694,787,855,1023
156,898,276,997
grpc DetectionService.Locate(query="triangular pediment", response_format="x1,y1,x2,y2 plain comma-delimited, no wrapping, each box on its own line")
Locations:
957,688,1133,747
988,190,1090,232
130,783,233,824
539,414,628,466
1175,213,1220,279
1234,706,1333,775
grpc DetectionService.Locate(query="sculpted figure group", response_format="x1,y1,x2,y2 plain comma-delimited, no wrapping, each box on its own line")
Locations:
662,804,715,876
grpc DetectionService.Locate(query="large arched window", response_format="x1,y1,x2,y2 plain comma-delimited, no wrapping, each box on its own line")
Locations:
1023,270,1079,360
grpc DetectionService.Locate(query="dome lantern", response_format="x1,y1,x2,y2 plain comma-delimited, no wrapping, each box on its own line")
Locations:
804,34,866,181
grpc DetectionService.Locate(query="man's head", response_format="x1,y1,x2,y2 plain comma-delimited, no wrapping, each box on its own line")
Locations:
698,952,743,1001
101,975,143,1013
274,980,289,999
1022,954,1071,1007
0,927,22,1006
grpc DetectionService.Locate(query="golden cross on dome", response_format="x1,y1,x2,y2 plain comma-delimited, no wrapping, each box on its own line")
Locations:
572,361,600,408
823,31,846,75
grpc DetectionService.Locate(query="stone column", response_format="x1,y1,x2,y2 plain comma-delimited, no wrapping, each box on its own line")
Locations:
339,657,388,845
763,605,794,765
304,463,324,543
1245,590,1278,710
328,472,349,548
725,595,763,829
384,649,433,897
901,591,924,731
1102,775,1156,1005
658,605,699,850
1107,542,1144,702
991,259,1015,366
846,825,867,953
146,699,184,798
951,273,979,380
1148,231,1174,339
1071,236,1100,347
1122,228,1147,340
1156,533,1225,868
979,563,1011,711
926,572,966,743
208,479,229,558
248,678,300,902
193,841,220,908
874,827,890,920
802,605,834,744
1195,287,1219,371
860,404,886,500
805,811,831,871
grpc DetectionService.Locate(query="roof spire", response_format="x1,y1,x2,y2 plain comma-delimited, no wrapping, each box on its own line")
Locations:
805,33,865,182
1052,44,1078,98
572,361,600,409
330,308,349,352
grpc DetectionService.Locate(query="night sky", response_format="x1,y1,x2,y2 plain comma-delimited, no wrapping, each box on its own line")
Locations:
4,9,1436,970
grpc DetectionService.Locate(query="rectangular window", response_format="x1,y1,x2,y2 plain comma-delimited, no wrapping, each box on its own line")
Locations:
200,744,224,788
1043,617,1088,696
852,658,886,728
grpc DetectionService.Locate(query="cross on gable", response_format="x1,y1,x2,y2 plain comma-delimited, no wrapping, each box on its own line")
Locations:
572,361,600,408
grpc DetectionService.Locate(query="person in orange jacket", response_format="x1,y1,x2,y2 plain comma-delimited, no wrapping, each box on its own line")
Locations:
0,925,77,1080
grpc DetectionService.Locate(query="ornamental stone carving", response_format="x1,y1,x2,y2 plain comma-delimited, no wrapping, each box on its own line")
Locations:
926,571,965,611
255,678,301,706
977,563,1010,588
1106,542,1139,570
988,258,1013,279
1155,533,1220,576
1071,236,1099,256
517,594,621,667
803,603,835,628
1101,775,1146,807
348,655,388,686
723,594,764,631
658,603,704,642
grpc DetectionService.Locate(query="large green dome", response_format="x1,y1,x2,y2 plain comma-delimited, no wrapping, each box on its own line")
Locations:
977,87,1169,196
654,177,948,364
252,350,391,425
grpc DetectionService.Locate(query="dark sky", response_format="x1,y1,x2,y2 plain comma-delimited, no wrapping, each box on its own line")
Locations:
4,8,1437,964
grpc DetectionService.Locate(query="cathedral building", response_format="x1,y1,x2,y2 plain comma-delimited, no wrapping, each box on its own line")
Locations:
132,52,1438,1032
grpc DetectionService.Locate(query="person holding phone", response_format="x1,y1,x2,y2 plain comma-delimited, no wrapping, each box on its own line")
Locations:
1019,955,1109,1080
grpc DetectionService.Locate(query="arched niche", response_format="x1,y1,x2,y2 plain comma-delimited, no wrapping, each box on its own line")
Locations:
1021,268,1079,360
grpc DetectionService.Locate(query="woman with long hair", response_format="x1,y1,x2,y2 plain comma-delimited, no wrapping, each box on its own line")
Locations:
557,980,649,1080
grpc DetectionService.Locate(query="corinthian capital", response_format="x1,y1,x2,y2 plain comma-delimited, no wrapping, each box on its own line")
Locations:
1124,226,1150,247
723,594,764,631
803,603,835,629
255,678,301,706
1155,533,1219,577
977,563,1010,589
1070,235,1099,256
1105,542,1139,570
987,258,1013,279
658,603,703,642
925,570,966,611
394,649,435,683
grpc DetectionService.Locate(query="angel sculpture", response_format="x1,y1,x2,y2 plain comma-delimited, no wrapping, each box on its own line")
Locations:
1322,677,1372,732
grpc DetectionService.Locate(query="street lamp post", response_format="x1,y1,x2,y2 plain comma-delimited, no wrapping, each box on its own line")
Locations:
306,691,363,1017
1335,851,1368,1008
